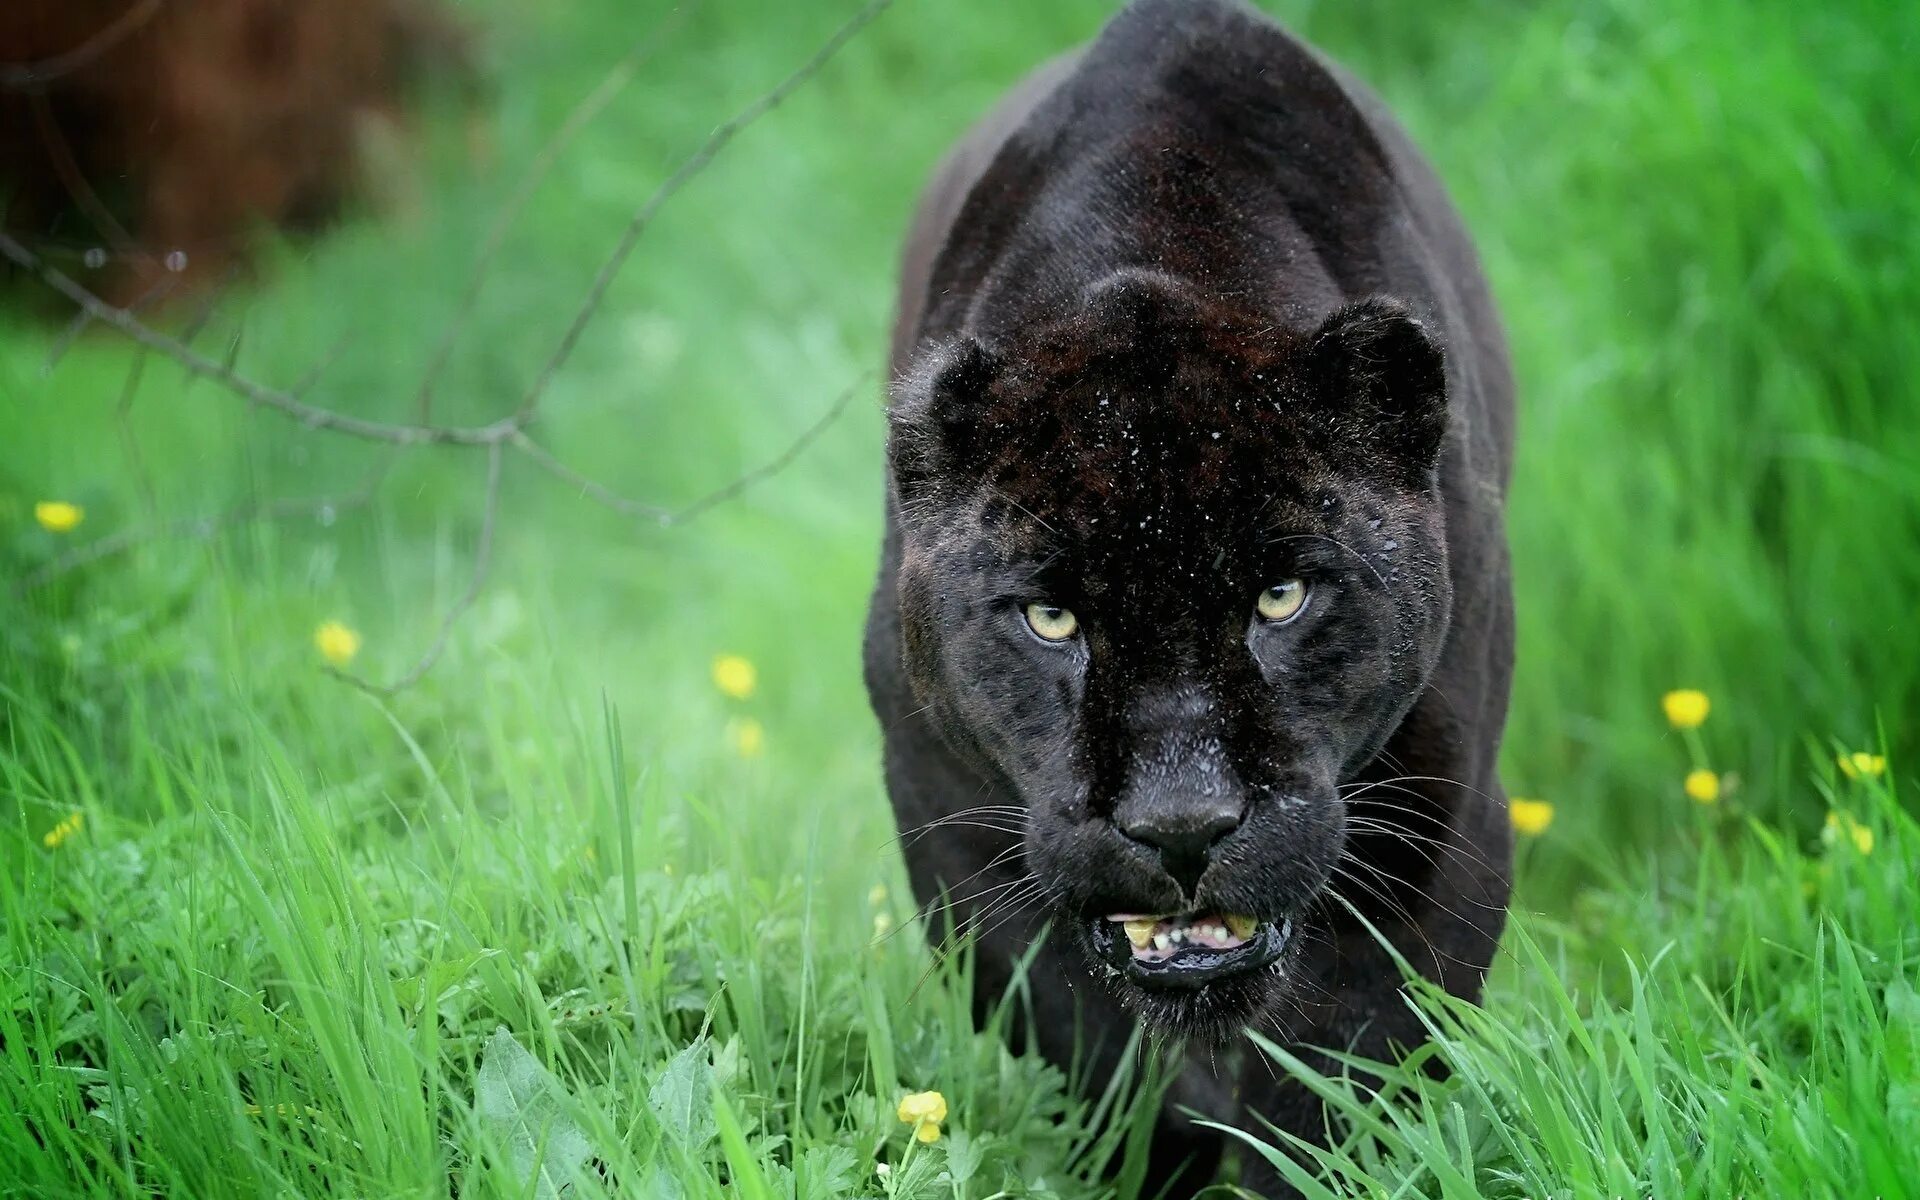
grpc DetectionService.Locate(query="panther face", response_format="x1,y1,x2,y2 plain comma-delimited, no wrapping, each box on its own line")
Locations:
887,272,1455,1038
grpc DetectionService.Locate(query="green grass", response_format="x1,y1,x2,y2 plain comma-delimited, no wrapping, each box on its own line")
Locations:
2,0,1916,1195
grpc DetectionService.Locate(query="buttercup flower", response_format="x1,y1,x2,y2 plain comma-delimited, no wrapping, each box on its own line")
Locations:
1509,798,1554,836
1684,769,1720,804
873,911,894,937
897,1090,947,1143
42,811,83,849
711,653,757,700
314,620,362,667
1824,810,1874,855
728,716,765,758
868,883,889,906
34,501,84,533
1837,751,1886,781
1662,689,1710,730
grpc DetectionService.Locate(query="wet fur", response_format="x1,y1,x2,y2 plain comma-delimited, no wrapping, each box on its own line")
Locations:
865,1,1515,1193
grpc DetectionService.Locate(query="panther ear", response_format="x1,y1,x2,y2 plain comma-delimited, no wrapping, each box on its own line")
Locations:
887,336,1002,497
1303,298,1448,484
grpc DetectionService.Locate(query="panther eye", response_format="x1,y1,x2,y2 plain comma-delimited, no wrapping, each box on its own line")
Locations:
1023,603,1080,643
1255,580,1308,623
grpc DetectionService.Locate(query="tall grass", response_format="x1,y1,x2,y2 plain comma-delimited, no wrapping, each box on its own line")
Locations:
1,0,1914,1195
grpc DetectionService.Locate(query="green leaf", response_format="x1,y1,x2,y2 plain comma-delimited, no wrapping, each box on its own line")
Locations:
796,1145,859,1197
1887,978,1920,1128
943,1128,982,1187
648,1037,718,1151
474,1028,593,1200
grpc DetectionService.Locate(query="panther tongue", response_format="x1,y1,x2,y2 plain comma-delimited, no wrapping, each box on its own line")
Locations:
1109,912,1260,962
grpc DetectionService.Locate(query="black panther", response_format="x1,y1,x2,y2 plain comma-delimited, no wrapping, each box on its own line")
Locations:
863,0,1514,1191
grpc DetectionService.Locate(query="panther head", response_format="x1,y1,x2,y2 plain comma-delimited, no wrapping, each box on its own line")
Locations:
886,270,1454,1038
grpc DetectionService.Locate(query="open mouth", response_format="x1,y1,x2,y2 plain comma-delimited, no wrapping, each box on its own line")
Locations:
1090,911,1292,990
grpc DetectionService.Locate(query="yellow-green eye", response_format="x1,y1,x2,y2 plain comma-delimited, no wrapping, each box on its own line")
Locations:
1256,580,1308,623
1023,603,1080,643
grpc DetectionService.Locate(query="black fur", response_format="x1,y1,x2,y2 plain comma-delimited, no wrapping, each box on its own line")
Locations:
864,2,1515,1193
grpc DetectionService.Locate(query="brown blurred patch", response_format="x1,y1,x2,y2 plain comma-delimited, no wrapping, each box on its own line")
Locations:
1,0,475,307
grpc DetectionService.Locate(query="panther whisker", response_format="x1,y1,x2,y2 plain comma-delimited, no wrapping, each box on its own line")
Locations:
1341,809,1504,878
1266,532,1392,593
906,861,1032,935
1323,871,1449,981
912,875,1048,998
1338,847,1514,935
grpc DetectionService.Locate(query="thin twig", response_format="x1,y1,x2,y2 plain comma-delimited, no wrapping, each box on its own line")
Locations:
504,432,670,521
0,232,523,446
115,281,234,514
328,443,504,696
28,90,146,258
415,1,700,422
512,0,895,421
509,373,871,526
8,0,894,694
0,0,166,89
287,332,355,400
15,461,392,594
665,373,869,525
44,273,176,373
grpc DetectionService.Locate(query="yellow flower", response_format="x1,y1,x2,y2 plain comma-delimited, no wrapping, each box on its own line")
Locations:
314,620,362,667
873,911,894,937
41,811,83,849
868,883,888,906
1684,769,1720,804
1509,798,1553,836
711,653,757,700
728,716,765,758
1662,689,1710,730
898,1090,946,1142
1837,751,1886,781
1824,810,1875,855
34,501,84,533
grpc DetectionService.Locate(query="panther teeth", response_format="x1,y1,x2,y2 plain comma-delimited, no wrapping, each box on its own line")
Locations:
1107,911,1263,961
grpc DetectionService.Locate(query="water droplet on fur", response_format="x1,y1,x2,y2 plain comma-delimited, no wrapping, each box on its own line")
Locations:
164,249,188,273
83,247,107,269
1369,518,1383,530
1381,539,1398,551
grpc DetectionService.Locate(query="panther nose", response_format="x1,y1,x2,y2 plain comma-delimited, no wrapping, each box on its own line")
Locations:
1116,802,1243,895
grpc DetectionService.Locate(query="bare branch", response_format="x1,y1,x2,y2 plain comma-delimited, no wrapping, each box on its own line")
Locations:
115,283,230,514
513,0,894,421
505,432,670,521
9,0,895,694
44,272,177,373
0,0,166,90
328,442,504,696
287,332,356,400
28,90,146,257
0,232,523,446
414,1,700,422
510,373,870,526
665,373,871,525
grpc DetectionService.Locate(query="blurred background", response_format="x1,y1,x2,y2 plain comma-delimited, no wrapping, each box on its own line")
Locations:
8,0,1914,865
2,0,1916,1195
